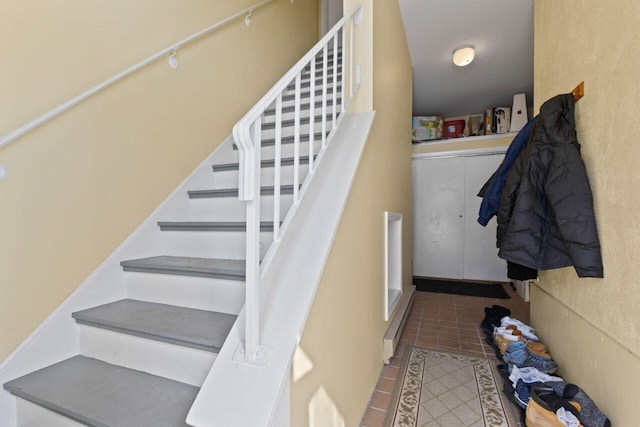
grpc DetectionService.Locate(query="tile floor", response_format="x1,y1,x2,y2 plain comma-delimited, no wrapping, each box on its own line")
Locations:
360,284,530,426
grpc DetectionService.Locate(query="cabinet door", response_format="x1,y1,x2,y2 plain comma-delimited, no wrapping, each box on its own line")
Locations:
412,157,465,279
463,155,508,282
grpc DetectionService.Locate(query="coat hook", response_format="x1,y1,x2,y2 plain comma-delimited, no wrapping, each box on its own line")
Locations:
572,81,584,103
245,10,252,27
169,49,178,69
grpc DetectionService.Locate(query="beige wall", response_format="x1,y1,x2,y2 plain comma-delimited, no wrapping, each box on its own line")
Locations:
533,1,640,425
0,0,318,360
290,1,413,425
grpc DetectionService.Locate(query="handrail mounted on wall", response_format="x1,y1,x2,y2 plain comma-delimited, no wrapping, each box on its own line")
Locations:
0,0,279,180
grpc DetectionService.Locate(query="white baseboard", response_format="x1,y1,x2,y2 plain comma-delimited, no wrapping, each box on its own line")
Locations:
383,286,415,364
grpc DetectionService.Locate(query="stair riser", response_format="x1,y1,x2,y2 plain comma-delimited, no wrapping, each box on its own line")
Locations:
125,273,245,314
261,121,336,141
261,140,322,159
204,141,239,165
16,399,84,427
160,230,274,259
187,194,295,222
264,101,342,119
261,107,342,126
285,75,342,92
78,326,216,387
277,94,342,110
212,163,311,188
282,84,342,100
298,69,342,84
231,139,322,158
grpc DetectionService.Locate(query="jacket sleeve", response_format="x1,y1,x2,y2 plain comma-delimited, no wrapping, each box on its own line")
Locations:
544,145,604,277
496,150,526,248
477,171,500,226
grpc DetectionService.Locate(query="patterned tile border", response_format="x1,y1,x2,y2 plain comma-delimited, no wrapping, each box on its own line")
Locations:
385,347,518,427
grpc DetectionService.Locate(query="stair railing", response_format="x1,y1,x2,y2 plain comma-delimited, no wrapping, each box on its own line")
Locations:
233,4,362,365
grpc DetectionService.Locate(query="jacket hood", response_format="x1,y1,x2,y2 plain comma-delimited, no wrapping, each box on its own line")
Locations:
538,93,577,145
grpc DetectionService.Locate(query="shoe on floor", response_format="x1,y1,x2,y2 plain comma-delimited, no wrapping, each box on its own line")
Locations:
504,349,558,374
509,366,563,387
544,382,611,427
480,305,511,334
526,384,583,426
501,316,539,341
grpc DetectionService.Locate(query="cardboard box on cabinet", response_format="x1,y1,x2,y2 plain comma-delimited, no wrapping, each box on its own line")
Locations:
412,116,444,142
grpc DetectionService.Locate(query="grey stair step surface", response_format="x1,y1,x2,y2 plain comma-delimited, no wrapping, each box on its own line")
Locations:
286,75,342,91
213,155,314,172
158,221,275,232
233,132,330,149
264,99,340,116
188,185,296,199
121,256,245,280
307,57,342,70
300,65,342,80
282,85,342,102
3,355,197,427
72,299,236,352
307,53,342,67
262,114,335,130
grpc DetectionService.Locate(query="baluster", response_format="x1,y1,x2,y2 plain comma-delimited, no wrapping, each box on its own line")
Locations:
350,18,354,98
294,73,301,203
308,59,315,173
332,34,338,129
273,94,282,242
322,45,328,148
341,25,346,113
245,116,262,362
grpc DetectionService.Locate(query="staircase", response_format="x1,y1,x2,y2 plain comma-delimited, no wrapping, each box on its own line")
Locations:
2,51,343,427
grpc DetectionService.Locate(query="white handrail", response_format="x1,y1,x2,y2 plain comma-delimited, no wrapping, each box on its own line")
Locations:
0,0,276,150
232,3,362,364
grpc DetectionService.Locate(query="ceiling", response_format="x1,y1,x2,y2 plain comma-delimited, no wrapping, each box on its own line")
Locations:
398,0,534,118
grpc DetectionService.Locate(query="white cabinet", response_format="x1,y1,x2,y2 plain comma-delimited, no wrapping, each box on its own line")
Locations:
412,149,508,282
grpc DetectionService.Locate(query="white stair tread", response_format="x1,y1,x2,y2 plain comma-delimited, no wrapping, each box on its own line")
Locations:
3,356,198,427
72,299,236,352
121,255,245,280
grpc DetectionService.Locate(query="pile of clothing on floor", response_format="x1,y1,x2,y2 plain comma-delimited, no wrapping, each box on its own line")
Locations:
481,305,610,427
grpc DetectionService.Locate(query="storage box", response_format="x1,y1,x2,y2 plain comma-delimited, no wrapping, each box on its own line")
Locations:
444,119,465,138
468,114,484,136
495,107,511,133
412,116,443,142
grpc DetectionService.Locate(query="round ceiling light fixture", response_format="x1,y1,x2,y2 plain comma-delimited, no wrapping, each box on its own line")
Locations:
453,46,475,67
